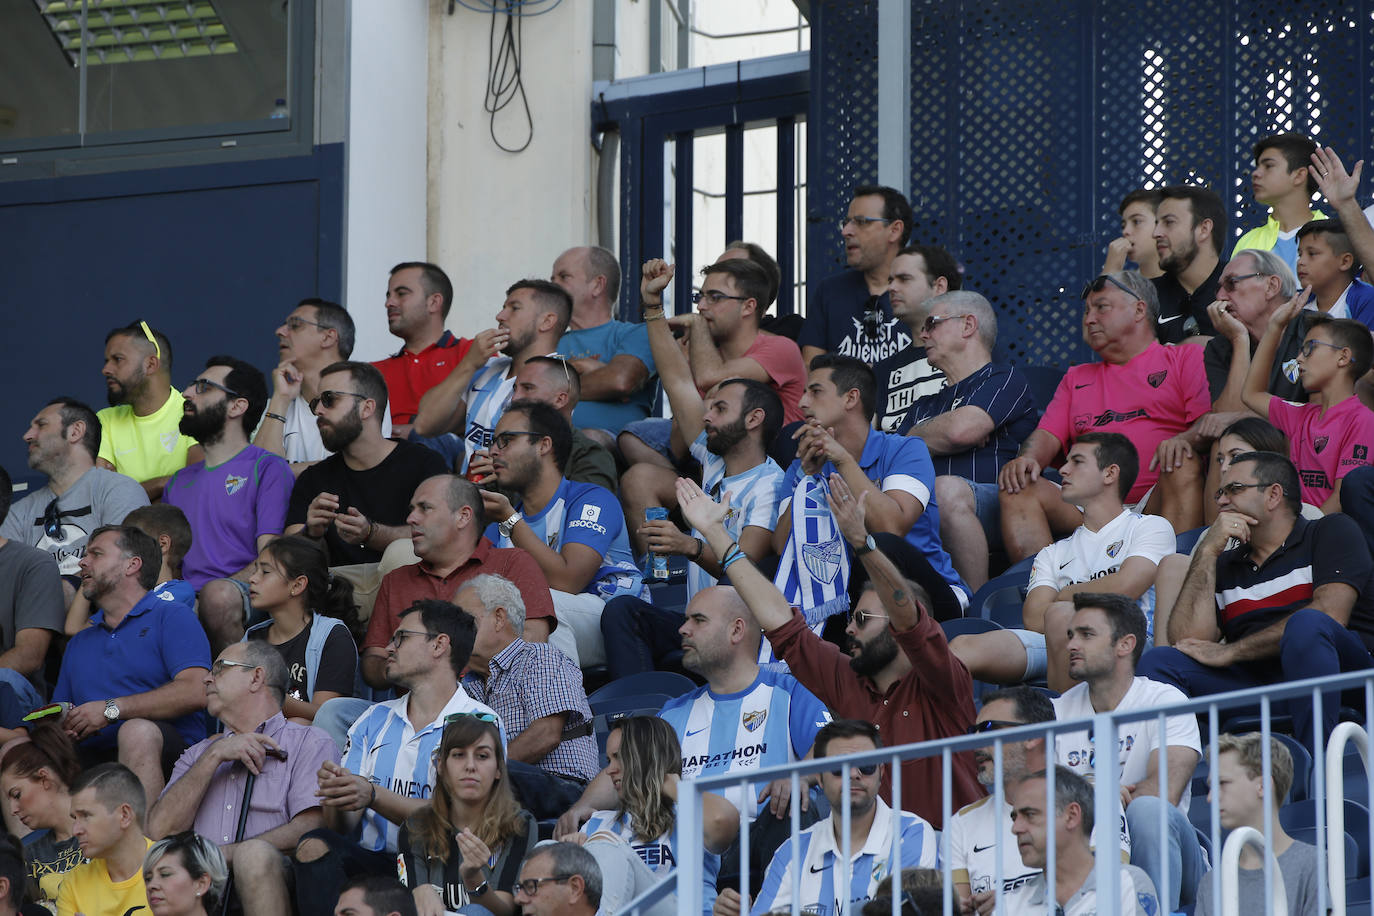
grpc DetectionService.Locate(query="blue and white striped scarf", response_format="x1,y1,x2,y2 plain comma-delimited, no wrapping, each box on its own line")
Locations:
772,473,852,629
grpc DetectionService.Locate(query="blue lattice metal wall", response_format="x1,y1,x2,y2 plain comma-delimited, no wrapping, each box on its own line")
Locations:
808,0,1373,368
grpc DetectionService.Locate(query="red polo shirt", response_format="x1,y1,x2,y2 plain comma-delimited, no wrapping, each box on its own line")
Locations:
373,330,473,425
363,538,555,650
765,609,983,829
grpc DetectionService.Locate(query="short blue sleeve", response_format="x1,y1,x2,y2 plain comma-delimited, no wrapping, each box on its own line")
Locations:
159,604,212,676
878,433,936,497
615,323,656,374
784,678,831,758
561,484,622,555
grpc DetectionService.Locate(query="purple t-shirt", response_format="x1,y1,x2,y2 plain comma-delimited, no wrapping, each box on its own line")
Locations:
162,712,339,843
164,446,294,588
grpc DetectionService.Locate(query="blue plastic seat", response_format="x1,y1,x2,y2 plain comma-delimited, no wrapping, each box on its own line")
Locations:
980,585,1025,628
942,617,1003,641
589,692,674,720
1280,798,1371,879
588,671,696,709
1174,526,1207,555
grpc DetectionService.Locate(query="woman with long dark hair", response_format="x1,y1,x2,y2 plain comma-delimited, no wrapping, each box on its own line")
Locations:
0,722,83,906
245,535,359,724
397,714,536,916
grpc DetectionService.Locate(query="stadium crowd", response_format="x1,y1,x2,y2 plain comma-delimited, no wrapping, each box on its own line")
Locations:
2,135,1374,915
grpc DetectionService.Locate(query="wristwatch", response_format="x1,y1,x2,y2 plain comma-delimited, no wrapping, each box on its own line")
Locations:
498,511,522,538
854,534,877,557
103,699,120,722
468,879,490,898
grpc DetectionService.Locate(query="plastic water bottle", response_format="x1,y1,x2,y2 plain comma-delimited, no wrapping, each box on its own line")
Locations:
645,507,671,579
270,98,288,119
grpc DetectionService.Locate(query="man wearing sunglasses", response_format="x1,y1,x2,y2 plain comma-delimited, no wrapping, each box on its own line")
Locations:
998,270,1210,563
285,361,448,625
900,290,1037,591
800,184,914,368
745,719,936,916
1151,185,1227,342
3,397,149,606
163,356,294,655
254,298,393,472
95,320,201,502
871,244,962,433
1139,450,1374,757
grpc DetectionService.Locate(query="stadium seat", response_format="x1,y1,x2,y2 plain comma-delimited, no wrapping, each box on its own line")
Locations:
978,585,1025,628
588,692,674,720
1280,798,1371,879
1290,826,1358,878
588,671,696,709
1021,365,1066,414
942,618,1003,640
1191,733,1311,805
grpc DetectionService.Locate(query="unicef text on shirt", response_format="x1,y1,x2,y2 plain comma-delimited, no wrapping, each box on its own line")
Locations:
567,519,608,535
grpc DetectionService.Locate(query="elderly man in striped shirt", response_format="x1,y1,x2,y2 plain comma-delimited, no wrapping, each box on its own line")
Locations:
457,574,598,820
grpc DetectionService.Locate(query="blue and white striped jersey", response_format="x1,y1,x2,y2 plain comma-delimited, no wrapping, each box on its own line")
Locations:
687,432,786,601
342,688,504,854
581,808,718,916
461,356,515,472
658,669,830,817
483,477,646,600
751,799,938,916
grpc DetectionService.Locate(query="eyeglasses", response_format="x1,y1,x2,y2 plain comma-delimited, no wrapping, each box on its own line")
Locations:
513,875,574,897
491,430,545,451
309,390,368,412
1214,481,1266,501
1299,339,1346,358
1219,272,1264,292
828,763,879,777
389,629,439,647
42,498,66,540
545,356,573,387
188,378,241,398
210,659,259,677
1080,274,1139,301
283,315,326,332
692,290,748,306
848,608,889,628
921,313,964,335
967,719,1024,735
839,215,892,231
139,320,162,360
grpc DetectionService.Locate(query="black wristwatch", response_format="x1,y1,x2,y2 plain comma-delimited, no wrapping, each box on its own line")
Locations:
468,879,490,898
854,534,877,557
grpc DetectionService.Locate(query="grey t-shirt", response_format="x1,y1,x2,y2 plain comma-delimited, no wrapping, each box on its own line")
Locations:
1195,840,1321,916
0,540,67,689
0,468,148,575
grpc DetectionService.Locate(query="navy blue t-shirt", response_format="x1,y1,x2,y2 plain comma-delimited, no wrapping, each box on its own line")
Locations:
799,270,910,366
899,362,1039,484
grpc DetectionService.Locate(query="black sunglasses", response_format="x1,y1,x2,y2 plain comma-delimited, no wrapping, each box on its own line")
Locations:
828,763,879,777
309,390,368,412
967,719,1023,735
1080,274,1138,301
42,498,64,540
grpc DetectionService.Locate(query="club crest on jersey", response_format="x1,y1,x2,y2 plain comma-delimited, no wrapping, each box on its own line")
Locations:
801,538,843,584
1314,436,1329,454
1147,370,1167,388
224,473,246,496
581,505,601,523
1357,445,1370,460
1106,539,1123,558
160,431,179,452
1283,358,1300,383
743,708,767,732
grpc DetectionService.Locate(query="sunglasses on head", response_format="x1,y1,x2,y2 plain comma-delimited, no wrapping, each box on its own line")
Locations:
1080,274,1138,301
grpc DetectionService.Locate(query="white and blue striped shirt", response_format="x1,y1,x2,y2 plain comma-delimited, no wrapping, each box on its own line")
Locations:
752,799,938,916
687,432,786,601
581,808,718,916
658,669,830,818
461,356,515,472
342,687,503,853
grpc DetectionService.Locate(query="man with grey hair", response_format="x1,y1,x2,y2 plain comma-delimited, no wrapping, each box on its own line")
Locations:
552,245,657,436
1011,766,1159,915
456,573,597,819
901,290,1037,590
149,640,340,916
514,841,602,916
998,270,1210,561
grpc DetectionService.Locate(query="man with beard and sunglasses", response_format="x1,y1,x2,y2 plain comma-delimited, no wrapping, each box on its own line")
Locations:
286,361,448,625
3,397,148,607
676,472,982,830
599,260,786,680
95,320,202,501
163,356,294,654
410,279,570,474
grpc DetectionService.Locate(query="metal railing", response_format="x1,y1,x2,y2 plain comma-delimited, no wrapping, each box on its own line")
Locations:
614,667,1374,916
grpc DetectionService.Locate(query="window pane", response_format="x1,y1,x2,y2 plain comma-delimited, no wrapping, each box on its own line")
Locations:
0,3,80,141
